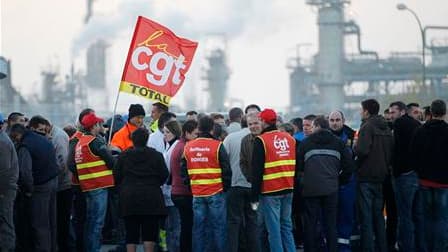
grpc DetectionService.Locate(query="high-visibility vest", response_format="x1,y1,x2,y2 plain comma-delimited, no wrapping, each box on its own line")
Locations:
184,138,223,197
70,131,83,185
75,134,114,192
258,130,296,194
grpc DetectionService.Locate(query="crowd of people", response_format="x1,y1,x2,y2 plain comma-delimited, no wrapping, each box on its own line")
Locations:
0,98,447,252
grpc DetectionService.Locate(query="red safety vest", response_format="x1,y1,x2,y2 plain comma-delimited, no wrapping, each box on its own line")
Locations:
75,134,114,192
184,138,223,197
70,131,83,185
258,130,296,194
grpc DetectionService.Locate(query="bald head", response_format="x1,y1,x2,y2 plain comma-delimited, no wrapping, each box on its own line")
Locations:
328,110,344,132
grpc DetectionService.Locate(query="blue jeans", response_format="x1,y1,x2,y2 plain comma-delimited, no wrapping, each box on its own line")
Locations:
395,171,419,252
357,182,386,252
260,193,296,252
418,186,448,252
192,192,226,252
84,188,108,252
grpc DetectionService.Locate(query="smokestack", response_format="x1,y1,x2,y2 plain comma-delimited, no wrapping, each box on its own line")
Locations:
84,0,94,24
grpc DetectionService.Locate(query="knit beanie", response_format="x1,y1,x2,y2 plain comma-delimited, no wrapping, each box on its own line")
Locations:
128,104,145,121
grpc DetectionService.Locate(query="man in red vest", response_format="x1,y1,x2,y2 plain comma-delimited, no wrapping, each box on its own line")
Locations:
251,108,297,252
76,112,116,252
182,116,232,252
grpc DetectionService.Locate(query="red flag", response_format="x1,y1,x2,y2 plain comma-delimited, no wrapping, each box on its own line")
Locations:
119,16,198,105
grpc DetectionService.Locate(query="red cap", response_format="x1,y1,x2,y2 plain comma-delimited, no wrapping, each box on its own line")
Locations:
259,108,277,124
81,113,104,129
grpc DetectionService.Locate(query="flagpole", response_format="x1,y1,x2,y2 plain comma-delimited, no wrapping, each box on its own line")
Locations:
108,89,121,145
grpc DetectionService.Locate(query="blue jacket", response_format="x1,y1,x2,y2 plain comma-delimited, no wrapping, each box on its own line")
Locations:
22,130,59,185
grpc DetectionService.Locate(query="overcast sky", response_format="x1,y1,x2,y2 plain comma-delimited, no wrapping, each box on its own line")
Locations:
1,0,447,113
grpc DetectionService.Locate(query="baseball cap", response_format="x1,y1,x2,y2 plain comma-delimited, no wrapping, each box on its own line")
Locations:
259,108,277,124
81,113,104,130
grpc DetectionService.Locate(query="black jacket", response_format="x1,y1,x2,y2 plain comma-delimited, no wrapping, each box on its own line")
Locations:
181,132,232,193
251,125,298,200
392,114,421,177
410,119,448,184
114,146,169,216
355,115,394,183
21,130,59,185
297,129,355,197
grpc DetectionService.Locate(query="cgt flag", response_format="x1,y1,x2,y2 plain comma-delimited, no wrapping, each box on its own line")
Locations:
119,16,198,105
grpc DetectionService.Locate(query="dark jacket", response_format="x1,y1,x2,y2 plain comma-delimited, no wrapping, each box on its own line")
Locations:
331,124,356,154
252,125,298,200
410,119,448,184
16,144,33,194
114,146,169,216
355,115,394,183
392,114,421,177
240,133,257,183
181,132,232,193
297,129,355,197
21,130,59,185
0,131,19,191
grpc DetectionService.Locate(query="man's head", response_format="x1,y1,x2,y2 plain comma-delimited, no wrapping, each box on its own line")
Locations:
29,115,51,136
303,114,317,136
244,104,261,114
182,120,199,141
360,99,380,120
228,107,244,123
186,111,198,121
430,99,446,119
9,124,27,144
388,101,406,121
211,113,225,125
328,110,345,132
151,102,168,121
0,113,5,131
312,116,330,133
290,117,303,134
383,108,391,122
258,108,277,129
7,112,26,128
128,104,145,127
423,106,432,121
80,113,104,136
198,116,215,135
131,128,150,148
279,123,294,136
406,103,422,121
246,112,262,136
158,112,177,131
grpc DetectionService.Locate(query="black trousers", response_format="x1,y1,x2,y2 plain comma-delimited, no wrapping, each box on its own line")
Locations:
303,192,338,252
31,177,58,252
14,192,32,252
383,175,397,251
226,187,260,252
70,185,86,252
57,188,73,252
172,195,193,252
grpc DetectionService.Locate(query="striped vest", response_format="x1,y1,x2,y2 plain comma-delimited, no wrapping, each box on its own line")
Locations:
74,134,114,192
184,138,223,197
258,130,296,194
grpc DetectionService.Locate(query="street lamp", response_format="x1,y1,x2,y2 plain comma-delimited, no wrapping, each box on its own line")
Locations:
397,3,426,85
